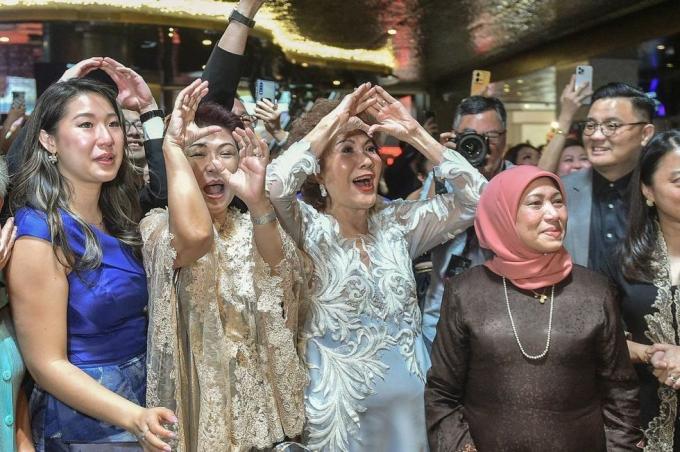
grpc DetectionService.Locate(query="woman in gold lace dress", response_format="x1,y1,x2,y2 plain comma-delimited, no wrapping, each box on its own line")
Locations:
140,80,307,451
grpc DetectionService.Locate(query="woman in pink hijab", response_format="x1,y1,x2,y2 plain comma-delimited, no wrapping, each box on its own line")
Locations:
424,165,641,452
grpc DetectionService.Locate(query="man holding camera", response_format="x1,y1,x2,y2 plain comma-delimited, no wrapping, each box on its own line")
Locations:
422,95,511,350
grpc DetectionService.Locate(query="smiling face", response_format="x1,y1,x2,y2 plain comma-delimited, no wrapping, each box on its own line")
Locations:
40,92,124,189
123,108,144,164
184,128,239,219
584,97,654,178
318,130,382,212
515,177,568,253
558,144,590,176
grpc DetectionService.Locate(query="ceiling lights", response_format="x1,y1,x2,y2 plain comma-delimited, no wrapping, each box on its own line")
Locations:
1,0,395,72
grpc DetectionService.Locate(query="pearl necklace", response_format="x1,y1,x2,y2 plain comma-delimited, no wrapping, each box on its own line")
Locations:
503,277,555,360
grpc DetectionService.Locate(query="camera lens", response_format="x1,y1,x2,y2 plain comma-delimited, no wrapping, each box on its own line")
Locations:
454,132,488,167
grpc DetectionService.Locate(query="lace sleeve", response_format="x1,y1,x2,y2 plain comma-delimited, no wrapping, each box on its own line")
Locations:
266,140,318,248
140,210,183,437
251,223,308,438
384,148,487,258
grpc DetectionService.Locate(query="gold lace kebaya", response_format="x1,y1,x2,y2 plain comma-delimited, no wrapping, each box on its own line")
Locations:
140,208,308,452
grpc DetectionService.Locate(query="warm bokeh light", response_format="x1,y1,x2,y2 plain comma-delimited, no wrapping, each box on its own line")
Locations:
1,0,395,72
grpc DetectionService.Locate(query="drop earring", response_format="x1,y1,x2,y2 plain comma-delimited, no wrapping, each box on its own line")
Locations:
646,199,655,207
48,153,58,164
319,184,327,198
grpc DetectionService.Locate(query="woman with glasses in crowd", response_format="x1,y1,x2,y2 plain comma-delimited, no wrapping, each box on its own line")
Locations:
608,131,680,450
7,78,176,451
266,83,486,451
426,165,640,451
141,80,307,451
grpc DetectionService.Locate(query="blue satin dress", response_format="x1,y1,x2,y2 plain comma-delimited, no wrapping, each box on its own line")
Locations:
15,207,148,451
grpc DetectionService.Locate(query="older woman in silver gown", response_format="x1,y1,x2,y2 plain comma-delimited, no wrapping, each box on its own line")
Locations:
266,83,486,451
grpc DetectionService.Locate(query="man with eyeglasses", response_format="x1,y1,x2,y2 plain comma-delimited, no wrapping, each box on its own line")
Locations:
122,110,145,166
421,96,511,351
562,82,655,273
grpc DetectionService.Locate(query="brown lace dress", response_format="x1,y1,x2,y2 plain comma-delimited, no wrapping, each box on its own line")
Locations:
141,208,308,452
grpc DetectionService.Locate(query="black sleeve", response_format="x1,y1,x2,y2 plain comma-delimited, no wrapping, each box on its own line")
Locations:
138,137,167,214
201,46,243,111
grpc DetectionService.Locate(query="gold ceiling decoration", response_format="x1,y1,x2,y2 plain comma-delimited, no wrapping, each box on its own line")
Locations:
0,0,395,72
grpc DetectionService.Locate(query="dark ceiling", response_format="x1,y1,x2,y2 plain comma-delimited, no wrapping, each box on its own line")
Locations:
262,0,676,86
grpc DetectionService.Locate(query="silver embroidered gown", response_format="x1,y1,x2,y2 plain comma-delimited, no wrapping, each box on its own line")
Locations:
266,141,486,452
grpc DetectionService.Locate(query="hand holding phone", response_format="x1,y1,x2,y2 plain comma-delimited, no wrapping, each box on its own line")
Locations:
255,79,277,102
574,65,593,104
11,91,26,110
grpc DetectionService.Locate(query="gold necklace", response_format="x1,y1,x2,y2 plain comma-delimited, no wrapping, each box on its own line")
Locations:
530,288,549,304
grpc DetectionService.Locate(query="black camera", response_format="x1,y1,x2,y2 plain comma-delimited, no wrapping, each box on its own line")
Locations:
451,132,489,167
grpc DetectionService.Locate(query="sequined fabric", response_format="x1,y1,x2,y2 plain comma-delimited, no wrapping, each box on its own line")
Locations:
426,265,641,452
141,208,307,452
642,231,680,452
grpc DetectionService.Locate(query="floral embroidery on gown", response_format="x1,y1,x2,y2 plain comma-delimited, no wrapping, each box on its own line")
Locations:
141,208,308,452
266,141,486,451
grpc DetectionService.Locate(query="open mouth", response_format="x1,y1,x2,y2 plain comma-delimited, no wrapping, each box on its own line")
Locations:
203,182,225,198
95,154,115,165
353,175,375,193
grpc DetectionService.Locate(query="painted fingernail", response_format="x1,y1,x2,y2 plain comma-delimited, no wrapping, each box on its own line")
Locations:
170,415,178,423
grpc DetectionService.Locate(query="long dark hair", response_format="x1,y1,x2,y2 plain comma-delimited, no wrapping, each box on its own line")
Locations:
620,130,680,281
11,78,143,271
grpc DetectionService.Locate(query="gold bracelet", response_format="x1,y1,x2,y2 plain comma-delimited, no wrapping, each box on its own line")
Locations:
251,210,277,225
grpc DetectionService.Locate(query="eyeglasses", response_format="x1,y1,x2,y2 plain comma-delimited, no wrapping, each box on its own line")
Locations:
239,114,258,128
124,120,143,132
481,130,506,142
581,120,648,137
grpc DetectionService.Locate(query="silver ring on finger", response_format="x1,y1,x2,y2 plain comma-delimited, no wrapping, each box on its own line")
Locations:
671,375,679,384
137,426,150,442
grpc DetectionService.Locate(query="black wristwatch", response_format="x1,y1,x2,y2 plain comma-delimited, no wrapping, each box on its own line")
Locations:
229,9,256,28
140,109,165,123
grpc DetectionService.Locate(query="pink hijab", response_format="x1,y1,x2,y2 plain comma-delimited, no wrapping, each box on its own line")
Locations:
474,165,573,290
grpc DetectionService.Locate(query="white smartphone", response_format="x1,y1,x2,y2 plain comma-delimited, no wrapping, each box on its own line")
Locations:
255,79,277,102
575,65,593,104
470,70,491,96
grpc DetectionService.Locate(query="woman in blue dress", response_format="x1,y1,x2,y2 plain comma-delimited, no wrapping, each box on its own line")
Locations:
6,78,176,451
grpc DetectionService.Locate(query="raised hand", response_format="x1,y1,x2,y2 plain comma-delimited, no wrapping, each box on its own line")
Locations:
234,0,266,19
254,99,283,135
164,79,222,155
101,57,157,113
558,75,592,122
303,82,376,155
366,86,420,142
58,57,103,82
220,127,270,209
